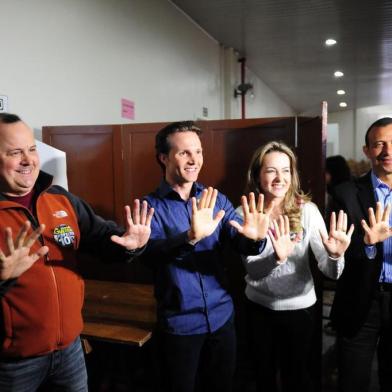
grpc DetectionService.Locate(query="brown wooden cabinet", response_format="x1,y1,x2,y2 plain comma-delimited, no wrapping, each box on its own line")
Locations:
43,115,325,224
42,114,326,285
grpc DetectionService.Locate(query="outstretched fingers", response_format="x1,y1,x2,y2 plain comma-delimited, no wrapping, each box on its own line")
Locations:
272,215,289,238
124,205,133,227
273,217,282,238
329,212,336,236
191,197,198,215
361,219,371,233
198,188,209,209
248,192,257,213
124,199,154,230
208,188,218,209
256,193,264,214
347,224,355,238
375,201,382,222
319,227,328,245
343,212,348,232
24,224,46,249
15,221,31,248
213,209,225,224
241,195,250,216
284,215,290,234
140,200,148,225
229,220,243,234
33,246,49,261
131,199,141,225
2,222,46,255
268,229,277,243
134,200,153,226
272,219,280,238
336,210,344,231
329,210,353,239
145,205,154,226
368,207,376,227
335,210,348,232
5,227,15,253
382,203,392,222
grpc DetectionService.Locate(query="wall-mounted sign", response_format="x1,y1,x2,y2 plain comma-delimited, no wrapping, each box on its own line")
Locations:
0,95,8,112
121,98,135,120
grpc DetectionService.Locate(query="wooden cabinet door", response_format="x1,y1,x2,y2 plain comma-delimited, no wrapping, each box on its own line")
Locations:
42,125,123,222
201,118,296,205
120,122,167,203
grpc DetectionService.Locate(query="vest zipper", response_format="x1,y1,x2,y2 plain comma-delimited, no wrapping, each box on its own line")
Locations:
21,201,63,347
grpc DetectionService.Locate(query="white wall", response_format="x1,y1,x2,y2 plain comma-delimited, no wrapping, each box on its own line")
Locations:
1,0,294,138
328,110,355,159
241,67,295,118
329,104,392,160
219,48,294,119
326,123,339,157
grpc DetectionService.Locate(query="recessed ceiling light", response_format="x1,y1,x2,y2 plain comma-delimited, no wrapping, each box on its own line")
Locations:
339,102,347,108
334,71,344,78
337,90,346,95
325,38,337,46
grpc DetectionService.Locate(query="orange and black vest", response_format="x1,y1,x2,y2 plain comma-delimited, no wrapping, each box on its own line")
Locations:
0,171,128,358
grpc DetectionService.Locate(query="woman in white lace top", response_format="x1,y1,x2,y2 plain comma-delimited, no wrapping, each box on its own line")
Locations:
238,141,353,392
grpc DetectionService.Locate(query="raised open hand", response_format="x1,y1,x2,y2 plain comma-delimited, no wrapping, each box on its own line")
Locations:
268,215,298,263
111,199,154,250
230,193,274,241
320,210,354,258
0,221,49,280
361,202,392,245
187,187,225,244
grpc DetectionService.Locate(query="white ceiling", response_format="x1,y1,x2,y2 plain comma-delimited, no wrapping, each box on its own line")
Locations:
172,0,392,114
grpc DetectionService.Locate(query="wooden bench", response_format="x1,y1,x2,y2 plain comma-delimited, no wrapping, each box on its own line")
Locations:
82,279,156,347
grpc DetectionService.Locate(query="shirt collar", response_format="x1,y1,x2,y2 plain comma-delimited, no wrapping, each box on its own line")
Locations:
156,179,204,199
371,170,392,191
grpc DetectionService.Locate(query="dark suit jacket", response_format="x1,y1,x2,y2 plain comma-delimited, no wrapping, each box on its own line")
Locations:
330,171,384,337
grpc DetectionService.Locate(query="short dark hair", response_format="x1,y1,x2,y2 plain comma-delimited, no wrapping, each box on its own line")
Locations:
326,155,351,192
365,117,392,146
155,121,202,171
0,113,21,124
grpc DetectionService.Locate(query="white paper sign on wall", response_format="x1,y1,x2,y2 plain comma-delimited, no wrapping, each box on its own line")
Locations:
0,96,8,112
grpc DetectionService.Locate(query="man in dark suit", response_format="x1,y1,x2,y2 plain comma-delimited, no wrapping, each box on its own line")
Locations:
330,117,392,392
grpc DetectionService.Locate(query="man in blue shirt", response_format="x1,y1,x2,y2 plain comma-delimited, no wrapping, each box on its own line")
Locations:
144,121,270,392
330,117,392,392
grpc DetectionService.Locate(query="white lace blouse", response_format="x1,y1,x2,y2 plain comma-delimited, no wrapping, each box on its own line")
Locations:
237,202,345,311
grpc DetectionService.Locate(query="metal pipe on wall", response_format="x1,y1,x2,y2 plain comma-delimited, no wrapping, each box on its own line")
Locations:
239,57,246,119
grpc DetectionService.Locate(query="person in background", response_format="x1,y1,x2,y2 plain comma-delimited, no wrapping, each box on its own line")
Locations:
330,117,392,392
323,155,352,381
238,141,353,392
143,121,271,392
325,155,352,216
326,155,352,193
0,113,153,392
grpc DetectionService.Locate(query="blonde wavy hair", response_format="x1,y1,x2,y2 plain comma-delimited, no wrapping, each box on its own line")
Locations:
245,141,310,233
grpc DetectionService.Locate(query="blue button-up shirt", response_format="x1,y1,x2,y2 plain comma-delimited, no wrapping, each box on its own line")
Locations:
366,172,392,283
144,180,264,335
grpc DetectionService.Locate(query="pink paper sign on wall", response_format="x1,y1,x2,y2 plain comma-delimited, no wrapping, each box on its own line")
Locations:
121,98,135,120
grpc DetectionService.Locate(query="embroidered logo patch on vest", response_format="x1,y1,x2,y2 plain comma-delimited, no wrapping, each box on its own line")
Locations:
53,224,75,247
53,210,68,218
